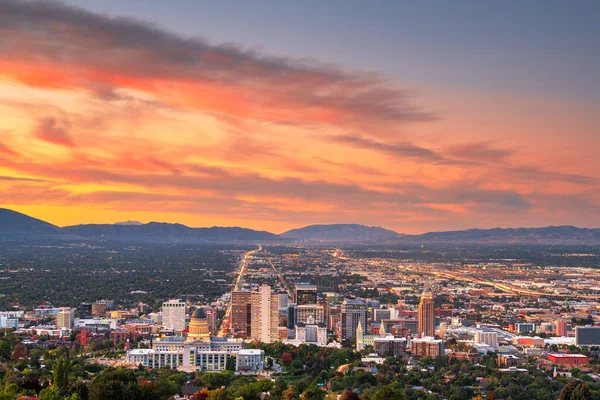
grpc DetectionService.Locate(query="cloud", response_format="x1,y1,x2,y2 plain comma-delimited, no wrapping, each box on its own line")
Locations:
328,134,443,162
503,165,598,186
445,142,513,163
0,0,434,132
33,117,75,147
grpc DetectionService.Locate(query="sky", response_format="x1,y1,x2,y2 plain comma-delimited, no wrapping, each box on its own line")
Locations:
0,0,599,234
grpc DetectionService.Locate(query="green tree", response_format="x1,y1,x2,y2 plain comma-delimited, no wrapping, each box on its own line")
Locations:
53,355,71,395
39,387,61,400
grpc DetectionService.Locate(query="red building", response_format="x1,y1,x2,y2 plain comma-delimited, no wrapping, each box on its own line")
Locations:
547,353,589,366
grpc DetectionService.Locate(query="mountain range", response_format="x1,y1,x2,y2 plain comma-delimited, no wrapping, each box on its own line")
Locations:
1,207,599,244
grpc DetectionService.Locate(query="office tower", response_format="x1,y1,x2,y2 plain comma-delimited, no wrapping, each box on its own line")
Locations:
162,299,186,333
56,308,74,329
294,284,317,305
231,291,252,337
296,304,326,325
251,284,279,343
79,303,93,319
373,308,391,322
418,292,435,337
556,320,567,337
278,293,289,310
187,308,209,340
341,300,367,340
287,303,296,330
328,305,341,330
91,303,106,317
204,307,217,334
575,326,600,346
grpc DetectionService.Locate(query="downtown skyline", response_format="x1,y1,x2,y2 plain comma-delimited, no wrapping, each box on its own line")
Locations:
0,0,599,234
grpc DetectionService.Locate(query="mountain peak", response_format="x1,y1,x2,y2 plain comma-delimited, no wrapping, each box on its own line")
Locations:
282,223,402,242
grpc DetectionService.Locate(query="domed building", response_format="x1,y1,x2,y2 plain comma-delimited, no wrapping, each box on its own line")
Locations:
187,308,210,340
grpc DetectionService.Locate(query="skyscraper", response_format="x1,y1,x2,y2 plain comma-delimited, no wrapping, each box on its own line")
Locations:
418,292,435,337
555,319,567,337
341,300,367,341
162,299,186,333
56,308,74,329
250,284,279,343
294,284,318,305
231,291,252,337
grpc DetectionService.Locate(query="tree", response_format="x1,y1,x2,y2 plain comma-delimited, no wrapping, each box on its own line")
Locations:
39,387,61,400
572,382,593,400
301,386,325,400
281,352,293,367
53,355,71,395
372,386,406,400
12,343,28,361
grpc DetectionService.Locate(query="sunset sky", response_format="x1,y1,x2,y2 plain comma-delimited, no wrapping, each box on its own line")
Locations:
0,0,599,233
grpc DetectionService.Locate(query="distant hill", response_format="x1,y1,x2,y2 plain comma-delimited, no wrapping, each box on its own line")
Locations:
0,208,62,237
1,208,599,244
282,224,402,242
401,226,600,245
62,222,280,242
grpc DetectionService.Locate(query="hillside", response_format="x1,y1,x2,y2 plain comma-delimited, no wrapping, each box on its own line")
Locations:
0,208,62,237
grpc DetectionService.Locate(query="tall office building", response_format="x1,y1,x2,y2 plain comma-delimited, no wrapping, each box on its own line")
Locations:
56,308,74,329
231,291,252,337
418,292,435,337
295,284,318,305
555,319,568,337
341,300,367,340
79,303,93,319
575,326,600,346
296,304,326,325
162,299,186,333
278,293,289,310
250,284,279,343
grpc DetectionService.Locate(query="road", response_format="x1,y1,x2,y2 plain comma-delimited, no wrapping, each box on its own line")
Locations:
216,245,261,337
268,257,293,299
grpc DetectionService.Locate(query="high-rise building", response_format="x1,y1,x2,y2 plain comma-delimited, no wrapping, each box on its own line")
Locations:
287,303,296,330
341,300,367,341
418,292,435,337
250,284,279,343
278,293,289,310
295,284,317,305
204,307,217,334
575,326,600,346
91,303,106,317
56,308,74,329
296,304,325,325
79,303,93,319
231,291,252,337
162,299,186,333
556,320,568,337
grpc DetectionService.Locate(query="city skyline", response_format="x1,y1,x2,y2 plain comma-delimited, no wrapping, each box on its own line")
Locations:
1,0,599,234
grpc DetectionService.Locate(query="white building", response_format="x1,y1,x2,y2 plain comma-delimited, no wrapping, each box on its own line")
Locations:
162,299,186,333
236,349,265,371
474,329,498,348
295,316,327,346
0,315,18,329
126,337,261,372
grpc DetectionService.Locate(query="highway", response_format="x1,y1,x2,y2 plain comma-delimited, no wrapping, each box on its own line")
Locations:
216,245,261,337
268,257,293,299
